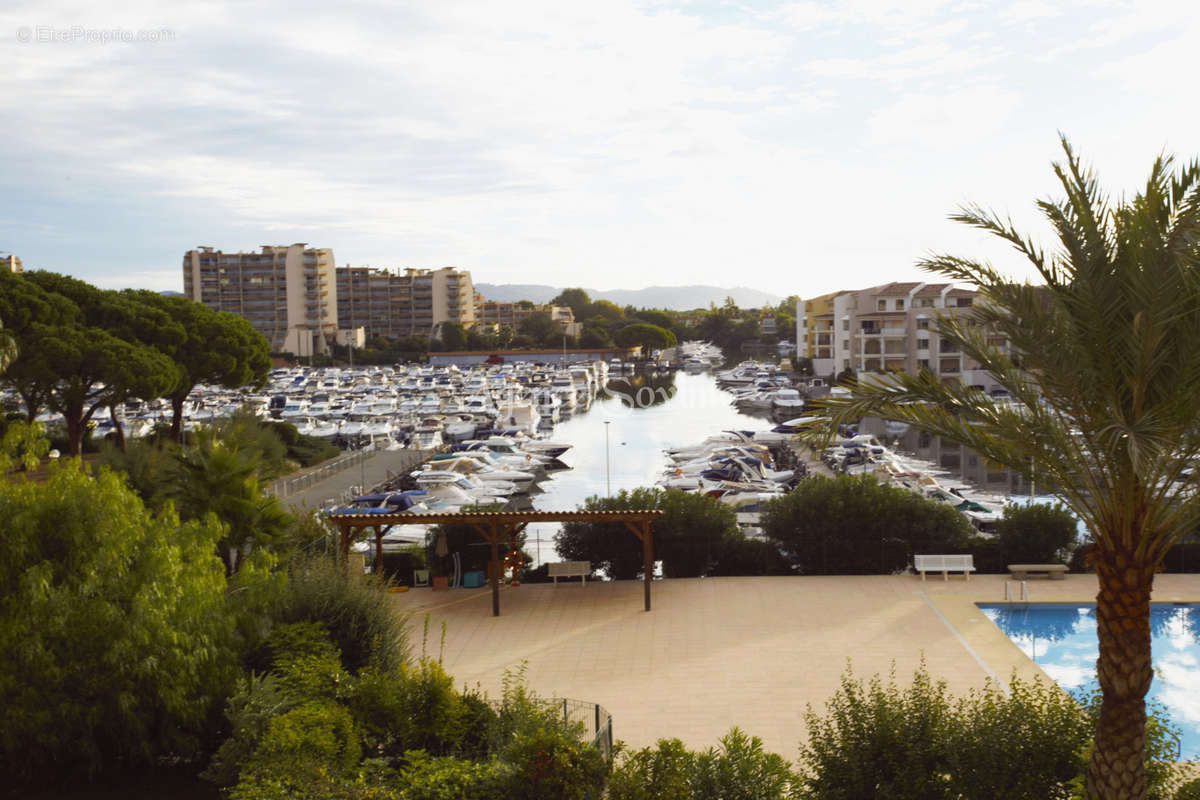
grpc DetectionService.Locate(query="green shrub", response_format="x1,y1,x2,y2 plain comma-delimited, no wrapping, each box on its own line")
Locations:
1175,776,1200,800
799,661,1185,800
609,729,794,800
0,462,234,783
349,659,467,757
608,738,693,800
710,537,794,576
273,554,409,673
995,502,1078,564
798,661,954,800
273,640,354,704
763,475,972,574
556,489,741,579
396,751,513,800
501,726,609,800
943,677,1091,800
490,663,577,750
689,728,796,800
230,700,361,799
203,672,297,788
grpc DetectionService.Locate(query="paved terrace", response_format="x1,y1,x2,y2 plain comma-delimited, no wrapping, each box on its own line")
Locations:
392,573,1200,758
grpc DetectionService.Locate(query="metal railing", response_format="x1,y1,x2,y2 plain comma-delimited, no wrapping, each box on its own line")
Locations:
558,698,614,761
264,442,377,499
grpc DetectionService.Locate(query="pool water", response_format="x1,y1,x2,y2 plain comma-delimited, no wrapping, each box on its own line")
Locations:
979,603,1200,759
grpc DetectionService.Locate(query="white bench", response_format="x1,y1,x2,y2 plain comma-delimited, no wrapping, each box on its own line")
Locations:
548,561,591,585
1008,563,1068,580
914,554,976,581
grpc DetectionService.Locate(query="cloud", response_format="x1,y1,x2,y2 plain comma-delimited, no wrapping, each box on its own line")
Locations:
866,87,1023,147
0,0,1196,294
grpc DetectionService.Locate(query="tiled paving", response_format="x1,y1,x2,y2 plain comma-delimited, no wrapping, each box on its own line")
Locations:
391,573,1200,758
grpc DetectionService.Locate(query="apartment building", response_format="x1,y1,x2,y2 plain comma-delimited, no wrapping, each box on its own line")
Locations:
183,244,338,356
2,252,21,272
476,301,580,337
797,282,1007,392
335,266,476,340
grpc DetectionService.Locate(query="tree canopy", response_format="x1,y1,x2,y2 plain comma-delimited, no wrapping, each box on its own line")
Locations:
550,288,591,320
613,323,676,353
810,138,1200,800
126,292,270,442
0,462,234,779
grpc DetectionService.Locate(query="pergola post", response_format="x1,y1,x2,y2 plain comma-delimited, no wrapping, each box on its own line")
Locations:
642,520,653,612
623,519,655,612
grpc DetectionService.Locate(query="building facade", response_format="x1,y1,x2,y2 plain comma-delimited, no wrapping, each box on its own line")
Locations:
2,252,21,273
183,244,338,356
476,301,580,337
335,266,476,340
797,282,1007,393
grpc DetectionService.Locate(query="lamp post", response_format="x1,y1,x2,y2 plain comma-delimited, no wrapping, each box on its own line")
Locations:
604,421,611,496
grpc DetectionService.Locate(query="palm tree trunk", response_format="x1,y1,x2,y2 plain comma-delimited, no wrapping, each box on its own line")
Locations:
1086,550,1156,800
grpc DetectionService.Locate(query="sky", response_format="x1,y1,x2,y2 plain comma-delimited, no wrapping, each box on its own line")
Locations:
2,0,1198,299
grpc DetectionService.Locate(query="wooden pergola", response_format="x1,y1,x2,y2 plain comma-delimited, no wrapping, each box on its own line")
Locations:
329,510,663,616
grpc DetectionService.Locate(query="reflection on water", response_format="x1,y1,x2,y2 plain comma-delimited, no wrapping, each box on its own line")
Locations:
980,603,1200,758
521,371,774,568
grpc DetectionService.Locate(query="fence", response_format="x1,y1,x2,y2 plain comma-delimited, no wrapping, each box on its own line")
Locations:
264,443,377,499
559,697,614,761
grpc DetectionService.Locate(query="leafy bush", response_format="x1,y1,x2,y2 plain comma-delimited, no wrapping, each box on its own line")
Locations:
943,677,1091,800
690,728,796,800
557,489,741,579
609,738,693,800
230,700,361,799
995,502,1078,564
0,462,234,784
271,554,409,673
395,751,513,800
609,729,795,800
349,659,467,758
798,661,954,800
798,661,1185,800
203,673,297,788
502,726,609,800
710,537,794,576
1175,776,1200,800
762,475,972,574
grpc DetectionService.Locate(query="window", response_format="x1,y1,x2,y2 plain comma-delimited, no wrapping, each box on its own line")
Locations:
917,319,929,329
917,338,929,349
896,299,905,310
842,319,849,331
877,300,886,311
841,339,848,351
918,359,930,369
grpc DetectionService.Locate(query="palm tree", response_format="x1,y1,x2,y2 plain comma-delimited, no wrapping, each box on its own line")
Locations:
812,138,1200,800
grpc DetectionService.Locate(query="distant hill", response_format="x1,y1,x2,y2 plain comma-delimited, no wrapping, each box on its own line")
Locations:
474,283,782,310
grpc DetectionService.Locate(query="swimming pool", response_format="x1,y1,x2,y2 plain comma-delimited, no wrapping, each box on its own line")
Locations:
978,603,1200,759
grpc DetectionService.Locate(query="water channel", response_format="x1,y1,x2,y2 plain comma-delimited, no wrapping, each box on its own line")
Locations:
523,369,776,567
